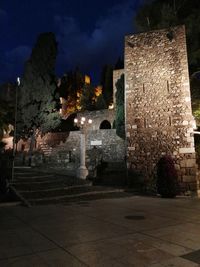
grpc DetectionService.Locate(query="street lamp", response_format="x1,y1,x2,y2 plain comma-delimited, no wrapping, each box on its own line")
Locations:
74,116,92,179
12,77,20,181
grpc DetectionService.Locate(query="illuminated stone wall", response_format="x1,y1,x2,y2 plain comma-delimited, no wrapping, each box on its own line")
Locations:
77,109,115,130
36,129,125,166
125,25,197,189
14,109,125,168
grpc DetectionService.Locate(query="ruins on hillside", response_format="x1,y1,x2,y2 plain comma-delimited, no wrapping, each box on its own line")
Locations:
124,25,198,189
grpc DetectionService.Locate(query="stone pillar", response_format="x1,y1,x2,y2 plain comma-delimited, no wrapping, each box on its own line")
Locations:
76,131,88,179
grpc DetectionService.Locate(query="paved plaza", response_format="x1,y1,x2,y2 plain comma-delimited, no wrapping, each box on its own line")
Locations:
1,195,200,266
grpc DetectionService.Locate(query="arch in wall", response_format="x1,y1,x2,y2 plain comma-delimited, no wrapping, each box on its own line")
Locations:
99,120,111,129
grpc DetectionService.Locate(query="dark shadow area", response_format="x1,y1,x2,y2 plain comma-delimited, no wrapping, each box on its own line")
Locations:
99,120,111,129
52,113,79,132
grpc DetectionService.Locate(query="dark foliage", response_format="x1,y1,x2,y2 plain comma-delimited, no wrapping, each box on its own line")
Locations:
156,155,178,198
17,32,61,138
100,64,113,107
115,74,125,139
58,68,84,102
80,83,95,111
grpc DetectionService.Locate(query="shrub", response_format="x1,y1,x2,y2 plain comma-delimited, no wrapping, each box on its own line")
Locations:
156,155,178,198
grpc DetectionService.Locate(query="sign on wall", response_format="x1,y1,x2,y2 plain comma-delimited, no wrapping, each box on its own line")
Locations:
91,140,102,146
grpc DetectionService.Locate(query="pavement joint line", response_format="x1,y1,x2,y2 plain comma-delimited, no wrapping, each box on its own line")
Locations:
64,231,137,248
0,247,57,262
138,228,198,252
11,213,90,267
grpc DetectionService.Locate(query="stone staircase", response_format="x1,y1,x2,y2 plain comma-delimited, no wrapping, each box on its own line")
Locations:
11,167,125,206
38,141,52,156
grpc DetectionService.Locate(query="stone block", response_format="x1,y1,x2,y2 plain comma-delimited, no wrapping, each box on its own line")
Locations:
182,175,197,182
179,147,195,154
185,159,196,168
180,160,186,168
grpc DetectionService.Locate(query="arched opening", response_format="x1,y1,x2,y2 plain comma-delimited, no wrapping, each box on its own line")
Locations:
100,120,111,129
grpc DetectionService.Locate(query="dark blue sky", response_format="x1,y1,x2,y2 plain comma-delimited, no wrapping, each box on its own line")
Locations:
0,0,144,85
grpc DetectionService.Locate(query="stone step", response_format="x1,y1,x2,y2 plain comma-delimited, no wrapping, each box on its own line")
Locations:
28,188,126,205
18,184,89,194
19,185,103,200
14,174,54,179
12,167,92,205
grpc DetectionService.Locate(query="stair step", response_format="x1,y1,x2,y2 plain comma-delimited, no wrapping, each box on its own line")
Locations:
19,185,107,199
12,167,122,205
12,179,64,185
28,189,125,205
14,175,54,180
18,184,89,194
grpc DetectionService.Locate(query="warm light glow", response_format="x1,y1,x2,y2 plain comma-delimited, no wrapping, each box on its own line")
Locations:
85,75,90,84
81,120,84,125
109,103,114,109
95,85,102,97
81,117,86,122
2,136,13,150
74,118,78,123
88,119,92,124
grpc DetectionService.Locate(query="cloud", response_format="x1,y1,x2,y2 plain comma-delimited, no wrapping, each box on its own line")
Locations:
5,46,31,64
0,9,7,20
1,46,31,82
54,1,141,82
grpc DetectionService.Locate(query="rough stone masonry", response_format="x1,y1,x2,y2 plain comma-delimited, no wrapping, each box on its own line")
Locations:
124,25,198,190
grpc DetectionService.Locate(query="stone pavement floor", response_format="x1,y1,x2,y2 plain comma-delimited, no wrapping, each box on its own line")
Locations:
1,196,200,266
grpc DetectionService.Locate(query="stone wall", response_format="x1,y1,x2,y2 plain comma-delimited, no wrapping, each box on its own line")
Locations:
14,109,123,169
125,25,197,189
35,129,125,168
113,69,124,107
76,109,115,130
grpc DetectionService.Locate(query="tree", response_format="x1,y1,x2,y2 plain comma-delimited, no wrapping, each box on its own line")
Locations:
0,99,13,141
0,83,15,141
80,83,95,111
17,32,61,164
58,68,85,115
100,64,113,107
190,73,200,125
115,74,125,139
95,94,107,110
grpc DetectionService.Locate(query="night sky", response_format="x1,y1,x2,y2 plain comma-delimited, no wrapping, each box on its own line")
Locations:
1,0,144,85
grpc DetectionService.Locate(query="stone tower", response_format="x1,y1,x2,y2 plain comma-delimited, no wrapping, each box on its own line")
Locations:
125,25,197,190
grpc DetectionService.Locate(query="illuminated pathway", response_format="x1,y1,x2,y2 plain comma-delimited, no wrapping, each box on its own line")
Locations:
1,195,200,266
